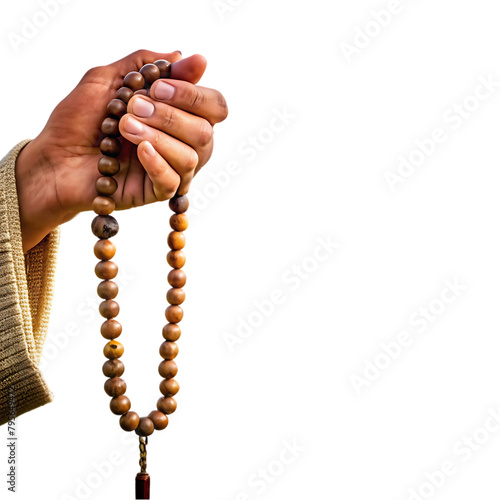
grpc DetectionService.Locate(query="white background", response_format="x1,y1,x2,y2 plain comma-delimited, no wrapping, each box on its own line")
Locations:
2,0,500,499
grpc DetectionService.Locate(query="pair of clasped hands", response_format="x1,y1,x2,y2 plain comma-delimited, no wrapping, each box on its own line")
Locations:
15,50,228,253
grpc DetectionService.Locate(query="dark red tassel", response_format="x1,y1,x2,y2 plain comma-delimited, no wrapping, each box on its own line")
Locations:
136,473,150,499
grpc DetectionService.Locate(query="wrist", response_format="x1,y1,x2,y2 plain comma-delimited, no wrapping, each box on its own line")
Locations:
15,139,77,252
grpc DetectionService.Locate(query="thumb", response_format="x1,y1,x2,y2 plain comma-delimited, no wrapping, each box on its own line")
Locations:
170,54,207,84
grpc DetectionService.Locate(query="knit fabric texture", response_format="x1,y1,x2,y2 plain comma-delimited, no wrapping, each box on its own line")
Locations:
0,140,60,425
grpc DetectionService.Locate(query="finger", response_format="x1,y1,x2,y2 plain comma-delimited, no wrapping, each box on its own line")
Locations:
112,49,183,75
127,95,214,164
136,141,180,201
170,54,207,84
119,115,198,195
150,79,228,126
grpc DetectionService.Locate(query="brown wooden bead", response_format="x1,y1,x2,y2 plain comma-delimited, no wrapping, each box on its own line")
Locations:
97,280,118,300
135,417,154,436
165,305,183,323
92,215,119,239
157,397,177,415
102,359,124,377
162,323,181,341
158,360,178,379
153,59,171,78
100,137,121,157
169,195,189,213
92,196,115,216
100,319,122,339
159,341,179,360
110,395,130,415
94,239,116,260
101,117,120,137
116,86,134,104
120,411,140,431
107,99,127,117
148,410,169,430
167,231,185,250
95,260,118,280
104,377,127,397
103,340,124,359
99,301,120,320
160,378,180,397
168,269,186,288
167,250,186,268
167,288,185,305
169,213,188,231
139,64,160,85
96,176,118,196
124,71,145,91
98,156,120,176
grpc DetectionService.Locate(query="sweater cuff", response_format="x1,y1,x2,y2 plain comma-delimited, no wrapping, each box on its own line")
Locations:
0,140,60,425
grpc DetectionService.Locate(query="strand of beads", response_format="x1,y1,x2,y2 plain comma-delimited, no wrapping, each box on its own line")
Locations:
91,59,187,441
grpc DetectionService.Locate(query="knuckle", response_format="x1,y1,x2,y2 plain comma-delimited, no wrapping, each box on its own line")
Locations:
81,65,104,83
189,88,205,109
197,120,214,147
183,148,199,172
161,106,175,129
215,92,229,121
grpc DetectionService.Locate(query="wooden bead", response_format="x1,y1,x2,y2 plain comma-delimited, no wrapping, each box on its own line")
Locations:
97,280,118,300
160,378,180,397
153,59,171,78
92,196,115,216
123,71,145,91
169,213,188,231
100,137,121,157
167,231,185,250
157,397,177,415
120,411,140,431
110,395,130,415
148,410,169,430
135,417,154,437
107,99,127,117
95,260,118,280
165,305,183,323
158,360,178,379
101,319,122,339
103,340,124,359
162,323,181,341
167,250,185,268
139,64,160,85
167,288,185,305
99,301,120,320
169,195,189,213
116,86,134,104
159,341,179,360
96,176,118,196
168,269,186,288
94,239,116,260
101,117,120,137
98,156,120,176
92,215,119,239
102,359,124,377
104,377,127,397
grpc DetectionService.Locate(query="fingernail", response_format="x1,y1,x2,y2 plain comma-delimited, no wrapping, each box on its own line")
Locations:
123,116,143,135
143,141,155,156
155,81,176,101
132,97,154,118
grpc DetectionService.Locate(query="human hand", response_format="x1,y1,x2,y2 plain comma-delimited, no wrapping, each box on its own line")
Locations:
15,49,228,252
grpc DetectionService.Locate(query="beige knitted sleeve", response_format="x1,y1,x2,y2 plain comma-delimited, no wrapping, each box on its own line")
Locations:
0,140,60,425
